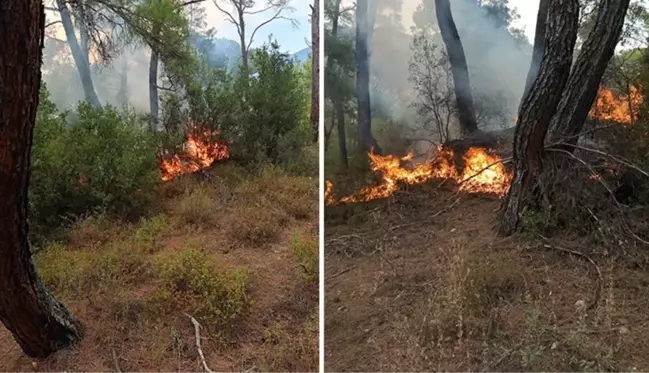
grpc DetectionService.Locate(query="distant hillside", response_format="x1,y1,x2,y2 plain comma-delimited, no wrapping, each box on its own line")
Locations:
190,31,311,70
291,47,311,63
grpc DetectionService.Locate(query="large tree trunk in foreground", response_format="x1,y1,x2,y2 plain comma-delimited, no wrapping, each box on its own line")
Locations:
547,0,631,146
311,0,320,143
435,0,478,135
522,0,549,102
0,0,84,358
56,0,101,108
500,0,579,235
356,0,380,154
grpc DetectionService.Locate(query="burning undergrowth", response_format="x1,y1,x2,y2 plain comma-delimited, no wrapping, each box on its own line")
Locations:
160,126,230,181
590,85,643,125
326,145,512,206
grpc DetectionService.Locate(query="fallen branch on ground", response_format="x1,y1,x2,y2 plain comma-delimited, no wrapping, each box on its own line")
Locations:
185,313,216,373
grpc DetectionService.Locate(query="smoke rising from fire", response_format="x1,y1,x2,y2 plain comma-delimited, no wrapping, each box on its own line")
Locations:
347,0,534,135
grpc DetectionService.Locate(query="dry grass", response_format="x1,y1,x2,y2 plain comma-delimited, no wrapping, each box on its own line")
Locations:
290,231,319,285
1,162,318,372
325,188,649,372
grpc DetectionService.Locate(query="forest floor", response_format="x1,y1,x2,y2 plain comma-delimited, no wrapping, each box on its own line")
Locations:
0,161,318,372
324,180,649,372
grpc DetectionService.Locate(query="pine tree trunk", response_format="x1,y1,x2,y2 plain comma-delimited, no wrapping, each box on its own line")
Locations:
435,0,478,135
522,0,549,102
311,0,320,143
149,49,159,130
0,0,84,358
356,0,380,154
56,0,101,108
117,57,128,107
547,0,630,146
335,100,348,168
327,0,348,167
500,0,579,235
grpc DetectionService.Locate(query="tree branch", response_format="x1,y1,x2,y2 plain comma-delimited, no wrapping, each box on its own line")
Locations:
45,20,62,28
246,7,297,51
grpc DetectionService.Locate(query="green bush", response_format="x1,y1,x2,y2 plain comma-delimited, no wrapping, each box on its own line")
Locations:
30,85,160,240
161,41,311,170
157,248,249,326
290,232,318,284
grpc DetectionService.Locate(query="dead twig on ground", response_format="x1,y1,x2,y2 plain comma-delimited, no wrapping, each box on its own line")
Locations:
111,348,121,373
537,235,603,311
184,313,216,373
329,266,355,279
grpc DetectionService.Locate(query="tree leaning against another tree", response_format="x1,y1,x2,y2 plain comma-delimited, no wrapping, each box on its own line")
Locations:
500,0,631,234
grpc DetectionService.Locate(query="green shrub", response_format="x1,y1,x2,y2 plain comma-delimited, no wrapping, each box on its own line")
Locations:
135,215,169,252
30,85,160,240
162,41,310,167
290,232,318,284
229,42,309,165
157,249,249,326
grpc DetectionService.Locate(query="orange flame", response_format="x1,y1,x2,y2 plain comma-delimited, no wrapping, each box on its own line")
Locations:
589,85,643,124
327,146,512,205
160,127,229,181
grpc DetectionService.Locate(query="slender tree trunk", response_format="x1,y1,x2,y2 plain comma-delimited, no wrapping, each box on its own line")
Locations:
435,0,478,135
335,100,349,168
149,49,159,131
117,56,128,107
238,9,249,77
325,107,334,150
311,0,320,143
56,0,100,108
0,0,84,358
500,0,579,235
522,0,549,102
326,0,348,166
356,0,380,154
546,0,630,146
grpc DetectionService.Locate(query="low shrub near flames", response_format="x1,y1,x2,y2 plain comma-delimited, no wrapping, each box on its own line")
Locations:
234,165,318,220
227,165,317,246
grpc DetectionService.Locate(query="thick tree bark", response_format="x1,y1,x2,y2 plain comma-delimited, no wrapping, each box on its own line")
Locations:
435,0,478,135
546,0,630,146
311,0,320,143
522,0,549,102
56,0,101,108
0,0,84,358
356,0,380,154
500,0,579,235
149,50,159,130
